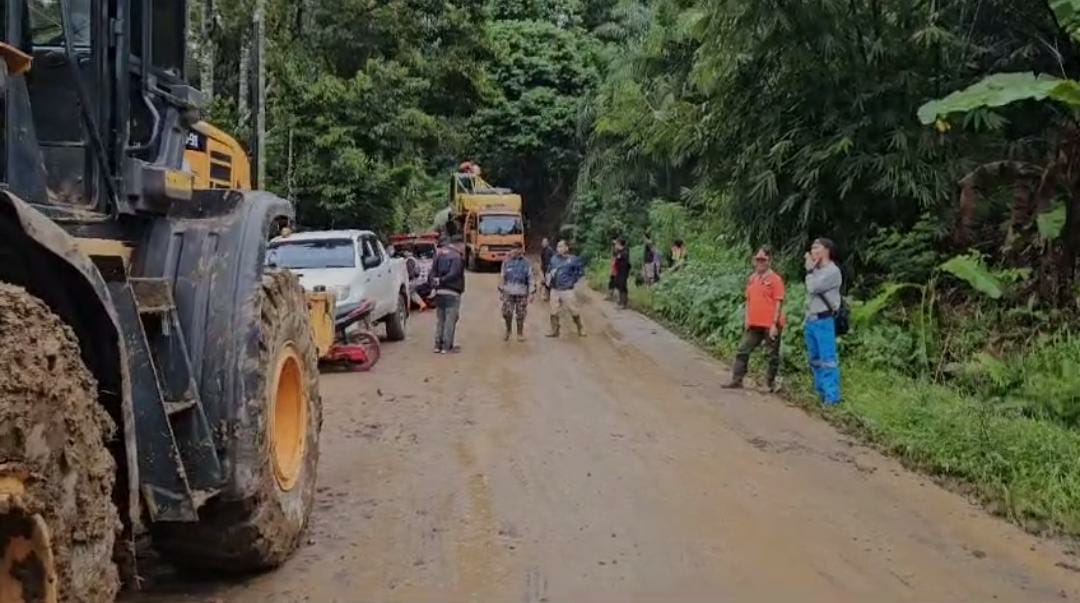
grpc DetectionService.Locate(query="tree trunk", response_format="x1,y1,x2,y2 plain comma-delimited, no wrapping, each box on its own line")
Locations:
187,0,215,96
239,37,250,130
201,0,215,99
255,0,266,188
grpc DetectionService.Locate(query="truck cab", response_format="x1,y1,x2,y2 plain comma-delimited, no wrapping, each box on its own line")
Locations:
465,209,525,265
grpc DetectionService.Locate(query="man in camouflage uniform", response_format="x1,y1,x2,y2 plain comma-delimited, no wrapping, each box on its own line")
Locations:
499,245,534,341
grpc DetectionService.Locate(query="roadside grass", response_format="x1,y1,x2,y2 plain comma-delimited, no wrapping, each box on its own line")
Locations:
587,257,1080,538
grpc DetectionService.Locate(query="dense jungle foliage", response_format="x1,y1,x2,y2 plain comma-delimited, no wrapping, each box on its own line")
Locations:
190,0,1080,535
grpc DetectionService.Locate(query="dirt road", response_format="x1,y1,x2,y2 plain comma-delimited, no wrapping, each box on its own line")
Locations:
135,274,1080,602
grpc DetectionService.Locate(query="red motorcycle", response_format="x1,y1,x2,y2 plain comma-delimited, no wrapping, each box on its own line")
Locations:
323,299,381,371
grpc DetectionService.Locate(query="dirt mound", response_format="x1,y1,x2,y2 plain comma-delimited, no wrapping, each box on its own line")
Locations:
0,284,119,602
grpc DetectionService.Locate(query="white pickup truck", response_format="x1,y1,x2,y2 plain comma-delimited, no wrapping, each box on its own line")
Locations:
266,229,410,340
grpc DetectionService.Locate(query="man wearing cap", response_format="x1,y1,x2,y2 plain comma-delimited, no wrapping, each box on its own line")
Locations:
723,246,785,391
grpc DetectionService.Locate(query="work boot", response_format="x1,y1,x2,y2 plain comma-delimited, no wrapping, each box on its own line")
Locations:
516,318,526,342
572,315,586,337
721,379,743,389
503,317,512,341
546,315,560,337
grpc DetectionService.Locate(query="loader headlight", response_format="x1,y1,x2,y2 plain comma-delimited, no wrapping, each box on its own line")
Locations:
480,245,489,253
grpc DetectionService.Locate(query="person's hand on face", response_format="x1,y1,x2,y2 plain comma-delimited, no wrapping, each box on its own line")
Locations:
804,251,816,271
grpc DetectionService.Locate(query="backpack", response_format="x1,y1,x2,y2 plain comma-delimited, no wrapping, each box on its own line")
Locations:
816,292,850,337
503,258,530,285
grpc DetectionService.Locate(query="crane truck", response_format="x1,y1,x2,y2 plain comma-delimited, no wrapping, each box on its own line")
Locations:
436,162,526,271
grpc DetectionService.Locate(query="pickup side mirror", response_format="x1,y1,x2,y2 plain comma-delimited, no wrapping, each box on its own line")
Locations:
362,255,381,270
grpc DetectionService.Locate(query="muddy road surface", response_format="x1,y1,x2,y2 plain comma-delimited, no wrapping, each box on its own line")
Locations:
133,274,1080,602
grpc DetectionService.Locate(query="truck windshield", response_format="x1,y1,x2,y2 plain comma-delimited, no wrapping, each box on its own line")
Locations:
479,215,523,235
267,239,356,269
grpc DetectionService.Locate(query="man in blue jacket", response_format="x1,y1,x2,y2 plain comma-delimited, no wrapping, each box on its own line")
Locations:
545,240,585,337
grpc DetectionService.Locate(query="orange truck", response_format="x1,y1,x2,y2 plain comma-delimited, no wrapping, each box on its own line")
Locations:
437,163,526,270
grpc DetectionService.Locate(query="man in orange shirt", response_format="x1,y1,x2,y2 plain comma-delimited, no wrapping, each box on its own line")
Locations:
723,246,785,392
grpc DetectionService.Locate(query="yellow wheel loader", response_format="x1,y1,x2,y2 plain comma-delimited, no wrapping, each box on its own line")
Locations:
0,1,321,600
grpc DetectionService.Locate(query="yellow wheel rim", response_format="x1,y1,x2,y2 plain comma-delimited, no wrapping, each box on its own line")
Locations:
271,344,307,491
0,476,58,603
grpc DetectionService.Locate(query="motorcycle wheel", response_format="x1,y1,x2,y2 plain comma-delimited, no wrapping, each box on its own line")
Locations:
347,330,382,371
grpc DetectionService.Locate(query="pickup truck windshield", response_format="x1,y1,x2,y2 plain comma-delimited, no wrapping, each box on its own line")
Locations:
479,215,523,235
267,239,356,269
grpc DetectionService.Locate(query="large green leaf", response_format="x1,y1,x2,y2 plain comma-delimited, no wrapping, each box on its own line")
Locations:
852,282,920,325
918,73,1080,124
1051,0,1080,43
1037,200,1069,241
939,254,1004,299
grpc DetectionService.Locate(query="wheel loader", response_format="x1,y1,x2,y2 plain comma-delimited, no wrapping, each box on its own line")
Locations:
0,1,322,601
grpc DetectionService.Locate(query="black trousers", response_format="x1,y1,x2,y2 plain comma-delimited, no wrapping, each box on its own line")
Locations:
612,274,629,307
731,327,781,384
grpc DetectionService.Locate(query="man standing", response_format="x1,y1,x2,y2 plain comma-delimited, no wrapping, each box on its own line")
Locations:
429,235,466,353
540,237,555,301
723,247,785,391
545,240,586,337
612,238,631,309
642,234,657,285
499,246,533,341
669,239,688,271
607,239,619,301
804,238,843,405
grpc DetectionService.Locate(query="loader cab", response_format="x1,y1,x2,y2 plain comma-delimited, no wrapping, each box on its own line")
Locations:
2,0,198,218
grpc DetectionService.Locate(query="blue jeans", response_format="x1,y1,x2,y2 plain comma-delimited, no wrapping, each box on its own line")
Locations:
805,316,841,404
434,294,461,351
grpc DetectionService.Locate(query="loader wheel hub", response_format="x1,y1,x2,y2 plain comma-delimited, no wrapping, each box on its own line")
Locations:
271,345,307,491
0,477,58,603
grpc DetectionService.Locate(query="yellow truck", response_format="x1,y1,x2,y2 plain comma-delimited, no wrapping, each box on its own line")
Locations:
438,164,526,270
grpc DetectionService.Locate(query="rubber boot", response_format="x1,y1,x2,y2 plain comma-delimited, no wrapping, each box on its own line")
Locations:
516,318,526,342
503,317,512,341
546,315,560,337
572,315,586,337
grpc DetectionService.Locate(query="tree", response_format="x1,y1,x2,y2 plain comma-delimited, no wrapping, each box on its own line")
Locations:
469,18,601,231
919,1,1080,305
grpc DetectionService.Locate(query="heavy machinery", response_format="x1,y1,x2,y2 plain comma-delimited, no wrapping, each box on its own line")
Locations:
436,162,526,270
0,1,321,601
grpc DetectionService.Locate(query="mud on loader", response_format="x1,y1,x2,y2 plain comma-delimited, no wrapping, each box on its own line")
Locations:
0,1,322,601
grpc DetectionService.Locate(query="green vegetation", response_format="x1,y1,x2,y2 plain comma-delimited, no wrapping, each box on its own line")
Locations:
189,0,616,233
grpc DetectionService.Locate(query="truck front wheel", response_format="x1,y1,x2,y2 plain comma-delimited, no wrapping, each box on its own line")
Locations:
385,291,408,342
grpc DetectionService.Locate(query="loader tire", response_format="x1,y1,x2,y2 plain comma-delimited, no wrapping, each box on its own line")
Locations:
0,284,119,603
154,270,321,571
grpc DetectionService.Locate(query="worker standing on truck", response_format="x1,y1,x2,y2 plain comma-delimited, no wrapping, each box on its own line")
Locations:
429,235,467,353
546,240,586,338
499,245,533,341
540,237,555,301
